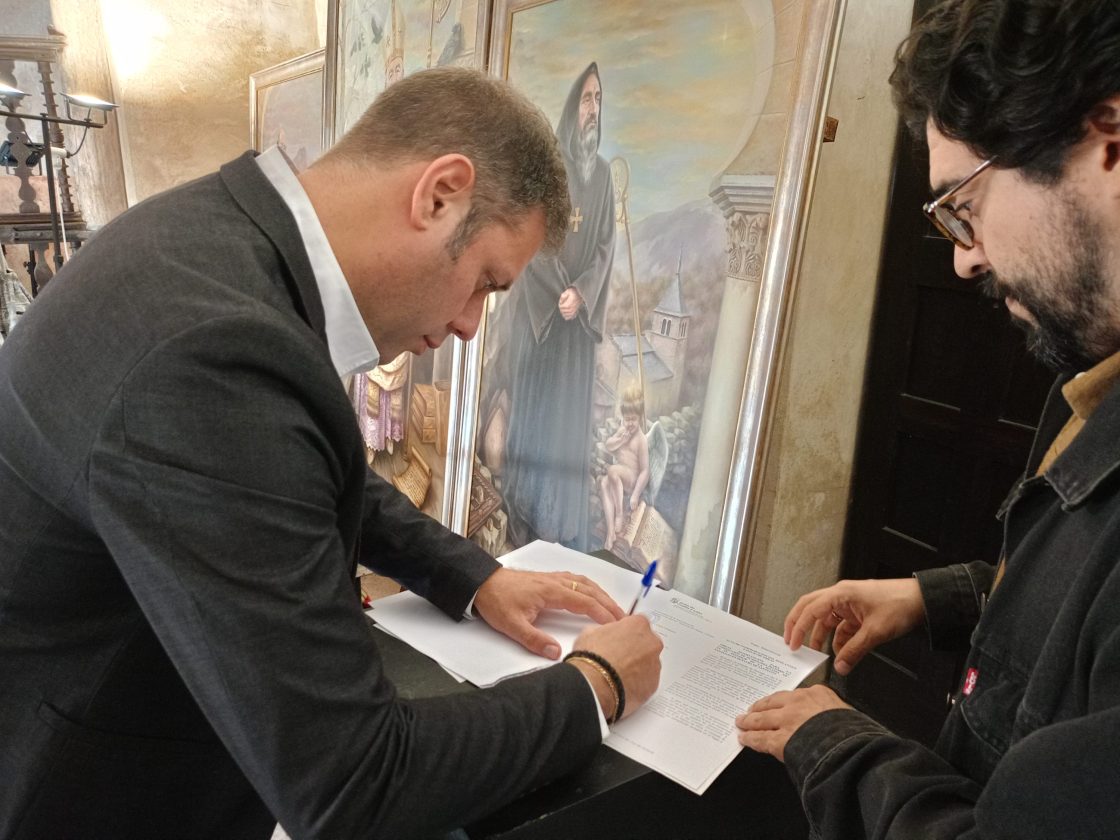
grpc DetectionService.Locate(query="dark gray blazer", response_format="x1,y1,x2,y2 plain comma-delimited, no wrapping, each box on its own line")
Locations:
0,153,600,840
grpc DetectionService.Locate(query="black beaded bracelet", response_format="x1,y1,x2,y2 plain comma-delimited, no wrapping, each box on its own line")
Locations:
564,649,626,723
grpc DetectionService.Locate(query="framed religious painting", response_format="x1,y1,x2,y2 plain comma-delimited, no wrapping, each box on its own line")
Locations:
448,0,844,608
323,0,492,525
249,49,326,171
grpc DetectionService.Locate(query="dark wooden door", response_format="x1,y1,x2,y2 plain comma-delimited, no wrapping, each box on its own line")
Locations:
833,19,1054,743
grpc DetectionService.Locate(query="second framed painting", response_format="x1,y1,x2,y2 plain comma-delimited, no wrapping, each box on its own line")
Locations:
249,49,326,171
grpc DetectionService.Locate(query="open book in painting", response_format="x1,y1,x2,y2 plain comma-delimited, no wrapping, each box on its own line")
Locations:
391,446,432,509
612,500,676,586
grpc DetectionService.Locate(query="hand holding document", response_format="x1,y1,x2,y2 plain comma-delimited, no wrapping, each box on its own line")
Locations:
368,541,827,794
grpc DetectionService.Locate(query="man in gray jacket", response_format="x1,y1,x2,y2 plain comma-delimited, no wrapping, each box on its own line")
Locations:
0,68,661,839
736,2,1120,838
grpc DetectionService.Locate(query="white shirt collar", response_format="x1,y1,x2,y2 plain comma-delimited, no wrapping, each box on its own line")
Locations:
255,146,379,377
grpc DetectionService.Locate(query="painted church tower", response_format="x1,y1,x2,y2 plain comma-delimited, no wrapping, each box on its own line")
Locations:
646,253,691,413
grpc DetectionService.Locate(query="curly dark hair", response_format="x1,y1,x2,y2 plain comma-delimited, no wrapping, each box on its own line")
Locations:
890,0,1120,182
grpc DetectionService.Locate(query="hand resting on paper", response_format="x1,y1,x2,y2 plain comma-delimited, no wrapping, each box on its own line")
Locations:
567,615,663,721
473,567,625,660
783,578,926,676
735,685,851,762
737,579,921,761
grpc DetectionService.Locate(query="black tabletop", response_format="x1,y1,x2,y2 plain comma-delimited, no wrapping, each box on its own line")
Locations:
372,624,809,840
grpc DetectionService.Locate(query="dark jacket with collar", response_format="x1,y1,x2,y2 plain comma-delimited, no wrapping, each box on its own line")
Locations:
0,153,601,840
784,374,1120,839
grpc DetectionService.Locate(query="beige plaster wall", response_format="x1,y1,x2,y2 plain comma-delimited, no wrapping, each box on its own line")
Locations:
95,0,321,204
49,0,129,226
736,0,916,632
4,1,322,219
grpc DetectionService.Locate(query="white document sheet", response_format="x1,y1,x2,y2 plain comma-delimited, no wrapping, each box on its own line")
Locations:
367,541,826,794
607,590,826,793
368,541,642,686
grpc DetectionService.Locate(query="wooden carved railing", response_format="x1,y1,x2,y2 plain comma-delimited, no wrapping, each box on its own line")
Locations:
0,33,88,293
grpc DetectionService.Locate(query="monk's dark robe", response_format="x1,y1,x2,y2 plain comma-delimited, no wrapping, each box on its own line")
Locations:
503,63,616,550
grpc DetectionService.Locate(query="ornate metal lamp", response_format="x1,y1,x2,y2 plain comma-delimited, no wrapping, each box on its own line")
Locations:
0,82,117,282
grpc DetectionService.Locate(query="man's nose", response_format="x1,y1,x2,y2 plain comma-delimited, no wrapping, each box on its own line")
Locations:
450,295,485,342
954,237,991,281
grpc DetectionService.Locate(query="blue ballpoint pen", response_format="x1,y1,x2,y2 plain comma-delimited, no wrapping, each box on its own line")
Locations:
627,561,658,615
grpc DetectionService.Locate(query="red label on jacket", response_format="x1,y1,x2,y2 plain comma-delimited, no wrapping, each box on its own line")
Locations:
963,667,979,696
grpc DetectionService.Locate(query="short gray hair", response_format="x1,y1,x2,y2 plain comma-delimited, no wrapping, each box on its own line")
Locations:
322,67,570,255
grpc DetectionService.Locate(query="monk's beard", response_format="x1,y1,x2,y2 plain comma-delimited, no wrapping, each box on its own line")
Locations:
576,121,598,183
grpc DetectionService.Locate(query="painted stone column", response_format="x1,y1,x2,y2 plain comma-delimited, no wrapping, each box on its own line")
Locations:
674,174,774,600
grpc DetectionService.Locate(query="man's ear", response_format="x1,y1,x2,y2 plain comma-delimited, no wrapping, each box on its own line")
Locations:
409,154,475,231
1086,96,1120,173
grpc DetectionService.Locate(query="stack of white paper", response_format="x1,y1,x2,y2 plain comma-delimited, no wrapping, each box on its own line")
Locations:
367,541,827,794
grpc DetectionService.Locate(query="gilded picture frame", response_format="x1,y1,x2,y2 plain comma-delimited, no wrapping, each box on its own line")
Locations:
249,49,326,171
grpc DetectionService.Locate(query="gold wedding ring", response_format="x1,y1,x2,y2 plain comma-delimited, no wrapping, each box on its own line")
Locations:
571,580,579,592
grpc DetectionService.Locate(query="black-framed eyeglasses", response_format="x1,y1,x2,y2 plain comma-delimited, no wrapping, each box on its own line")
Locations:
922,156,996,249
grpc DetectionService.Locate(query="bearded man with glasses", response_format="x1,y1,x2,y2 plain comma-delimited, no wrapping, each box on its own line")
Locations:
735,1,1120,837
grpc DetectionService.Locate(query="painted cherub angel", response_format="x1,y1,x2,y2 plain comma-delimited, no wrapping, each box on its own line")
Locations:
600,384,650,549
